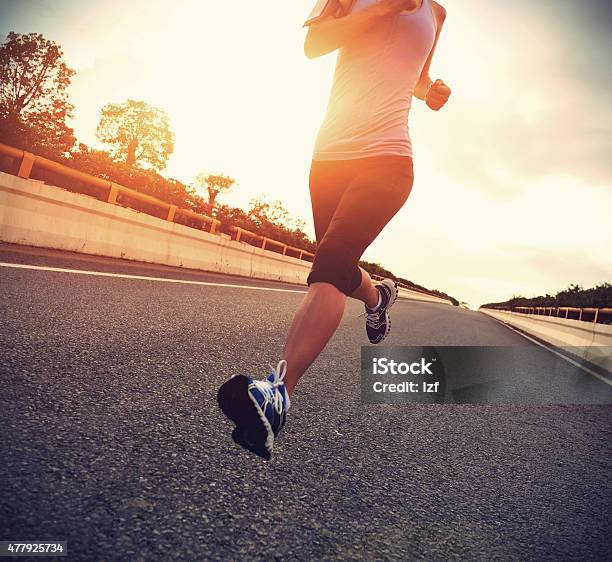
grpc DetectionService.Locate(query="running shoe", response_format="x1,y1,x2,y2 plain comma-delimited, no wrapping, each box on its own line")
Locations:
360,278,398,344
217,359,290,459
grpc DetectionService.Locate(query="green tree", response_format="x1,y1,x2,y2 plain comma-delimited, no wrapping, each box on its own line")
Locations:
194,172,235,210
0,31,76,157
96,99,174,170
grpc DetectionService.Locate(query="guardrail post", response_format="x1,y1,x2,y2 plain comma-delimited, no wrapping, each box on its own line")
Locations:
298,250,303,260
18,152,35,179
593,309,599,324
262,238,267,251
565,308,569,318
108,184,119,204
210,220,218,234
579,309,583,321
167,205,177,222
282,245,288,256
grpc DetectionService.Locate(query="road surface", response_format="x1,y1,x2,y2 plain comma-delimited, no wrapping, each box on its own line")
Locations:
1,243,611,560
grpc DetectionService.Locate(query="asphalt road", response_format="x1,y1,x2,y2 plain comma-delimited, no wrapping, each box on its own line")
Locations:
1,243,611,561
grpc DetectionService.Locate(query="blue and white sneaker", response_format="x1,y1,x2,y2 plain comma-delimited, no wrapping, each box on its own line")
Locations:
217,359,291,460
360,279,398,344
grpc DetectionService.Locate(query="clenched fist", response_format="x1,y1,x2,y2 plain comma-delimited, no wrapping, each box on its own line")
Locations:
376,0,422,17
425,79,451,111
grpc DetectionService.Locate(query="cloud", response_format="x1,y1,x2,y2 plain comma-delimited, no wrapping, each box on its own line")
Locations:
426,101,612,194
421,0,612,198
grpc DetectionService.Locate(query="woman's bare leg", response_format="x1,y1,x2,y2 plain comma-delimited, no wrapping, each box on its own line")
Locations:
280,267,383,397
281,282,346,396
348,266,380,308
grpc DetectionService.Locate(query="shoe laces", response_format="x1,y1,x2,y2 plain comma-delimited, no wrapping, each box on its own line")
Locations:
359,308,384,328
358,294,385,328
250,359,291,414
357,286,387,327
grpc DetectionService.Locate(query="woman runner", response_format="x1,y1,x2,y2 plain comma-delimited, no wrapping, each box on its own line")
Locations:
217,0,451,459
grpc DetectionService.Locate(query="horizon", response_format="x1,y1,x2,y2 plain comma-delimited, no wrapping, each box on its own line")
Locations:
1,0,610,308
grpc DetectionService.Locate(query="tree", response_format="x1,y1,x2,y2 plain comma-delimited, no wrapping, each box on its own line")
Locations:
0,32,76,157
68,142,199,209
194,172,235,210
481,283,612,310
248,195,306,232
96,99,174,170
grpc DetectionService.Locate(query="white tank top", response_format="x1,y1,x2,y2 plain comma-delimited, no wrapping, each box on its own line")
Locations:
313,0,437,160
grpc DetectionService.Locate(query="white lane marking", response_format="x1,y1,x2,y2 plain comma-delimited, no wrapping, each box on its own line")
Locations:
0,261,308,294
488,316,612,387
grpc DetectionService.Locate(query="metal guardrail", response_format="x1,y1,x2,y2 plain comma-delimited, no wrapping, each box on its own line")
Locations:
0,142,221,233
0,143,317,262
484,306,612,324
229,226,314,261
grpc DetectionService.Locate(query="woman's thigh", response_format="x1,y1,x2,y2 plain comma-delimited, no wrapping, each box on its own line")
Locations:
309,159,354,244
320,155,414,259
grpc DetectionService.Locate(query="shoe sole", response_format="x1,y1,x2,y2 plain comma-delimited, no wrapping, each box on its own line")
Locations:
371,279,398,344
217,375,273,460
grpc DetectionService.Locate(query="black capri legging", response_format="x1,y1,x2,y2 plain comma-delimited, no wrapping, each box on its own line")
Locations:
306,154,414,296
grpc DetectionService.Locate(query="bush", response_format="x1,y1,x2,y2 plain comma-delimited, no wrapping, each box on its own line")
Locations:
481,283,612,310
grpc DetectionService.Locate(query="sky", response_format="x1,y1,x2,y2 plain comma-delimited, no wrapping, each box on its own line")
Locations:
1,0,610,307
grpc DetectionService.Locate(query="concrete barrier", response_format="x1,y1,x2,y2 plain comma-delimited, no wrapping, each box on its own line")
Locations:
0,172,309,285
397,286,453,305
480,308,612,373
0,172,453,305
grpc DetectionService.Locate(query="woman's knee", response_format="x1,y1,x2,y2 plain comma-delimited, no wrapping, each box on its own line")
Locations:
306,245,362,296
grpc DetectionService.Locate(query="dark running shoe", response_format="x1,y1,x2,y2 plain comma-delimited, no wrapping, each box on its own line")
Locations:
360,279,398,344
217,359,290,460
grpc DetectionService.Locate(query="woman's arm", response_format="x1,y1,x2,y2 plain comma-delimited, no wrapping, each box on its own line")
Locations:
414,1,447,100
304,0,422,59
